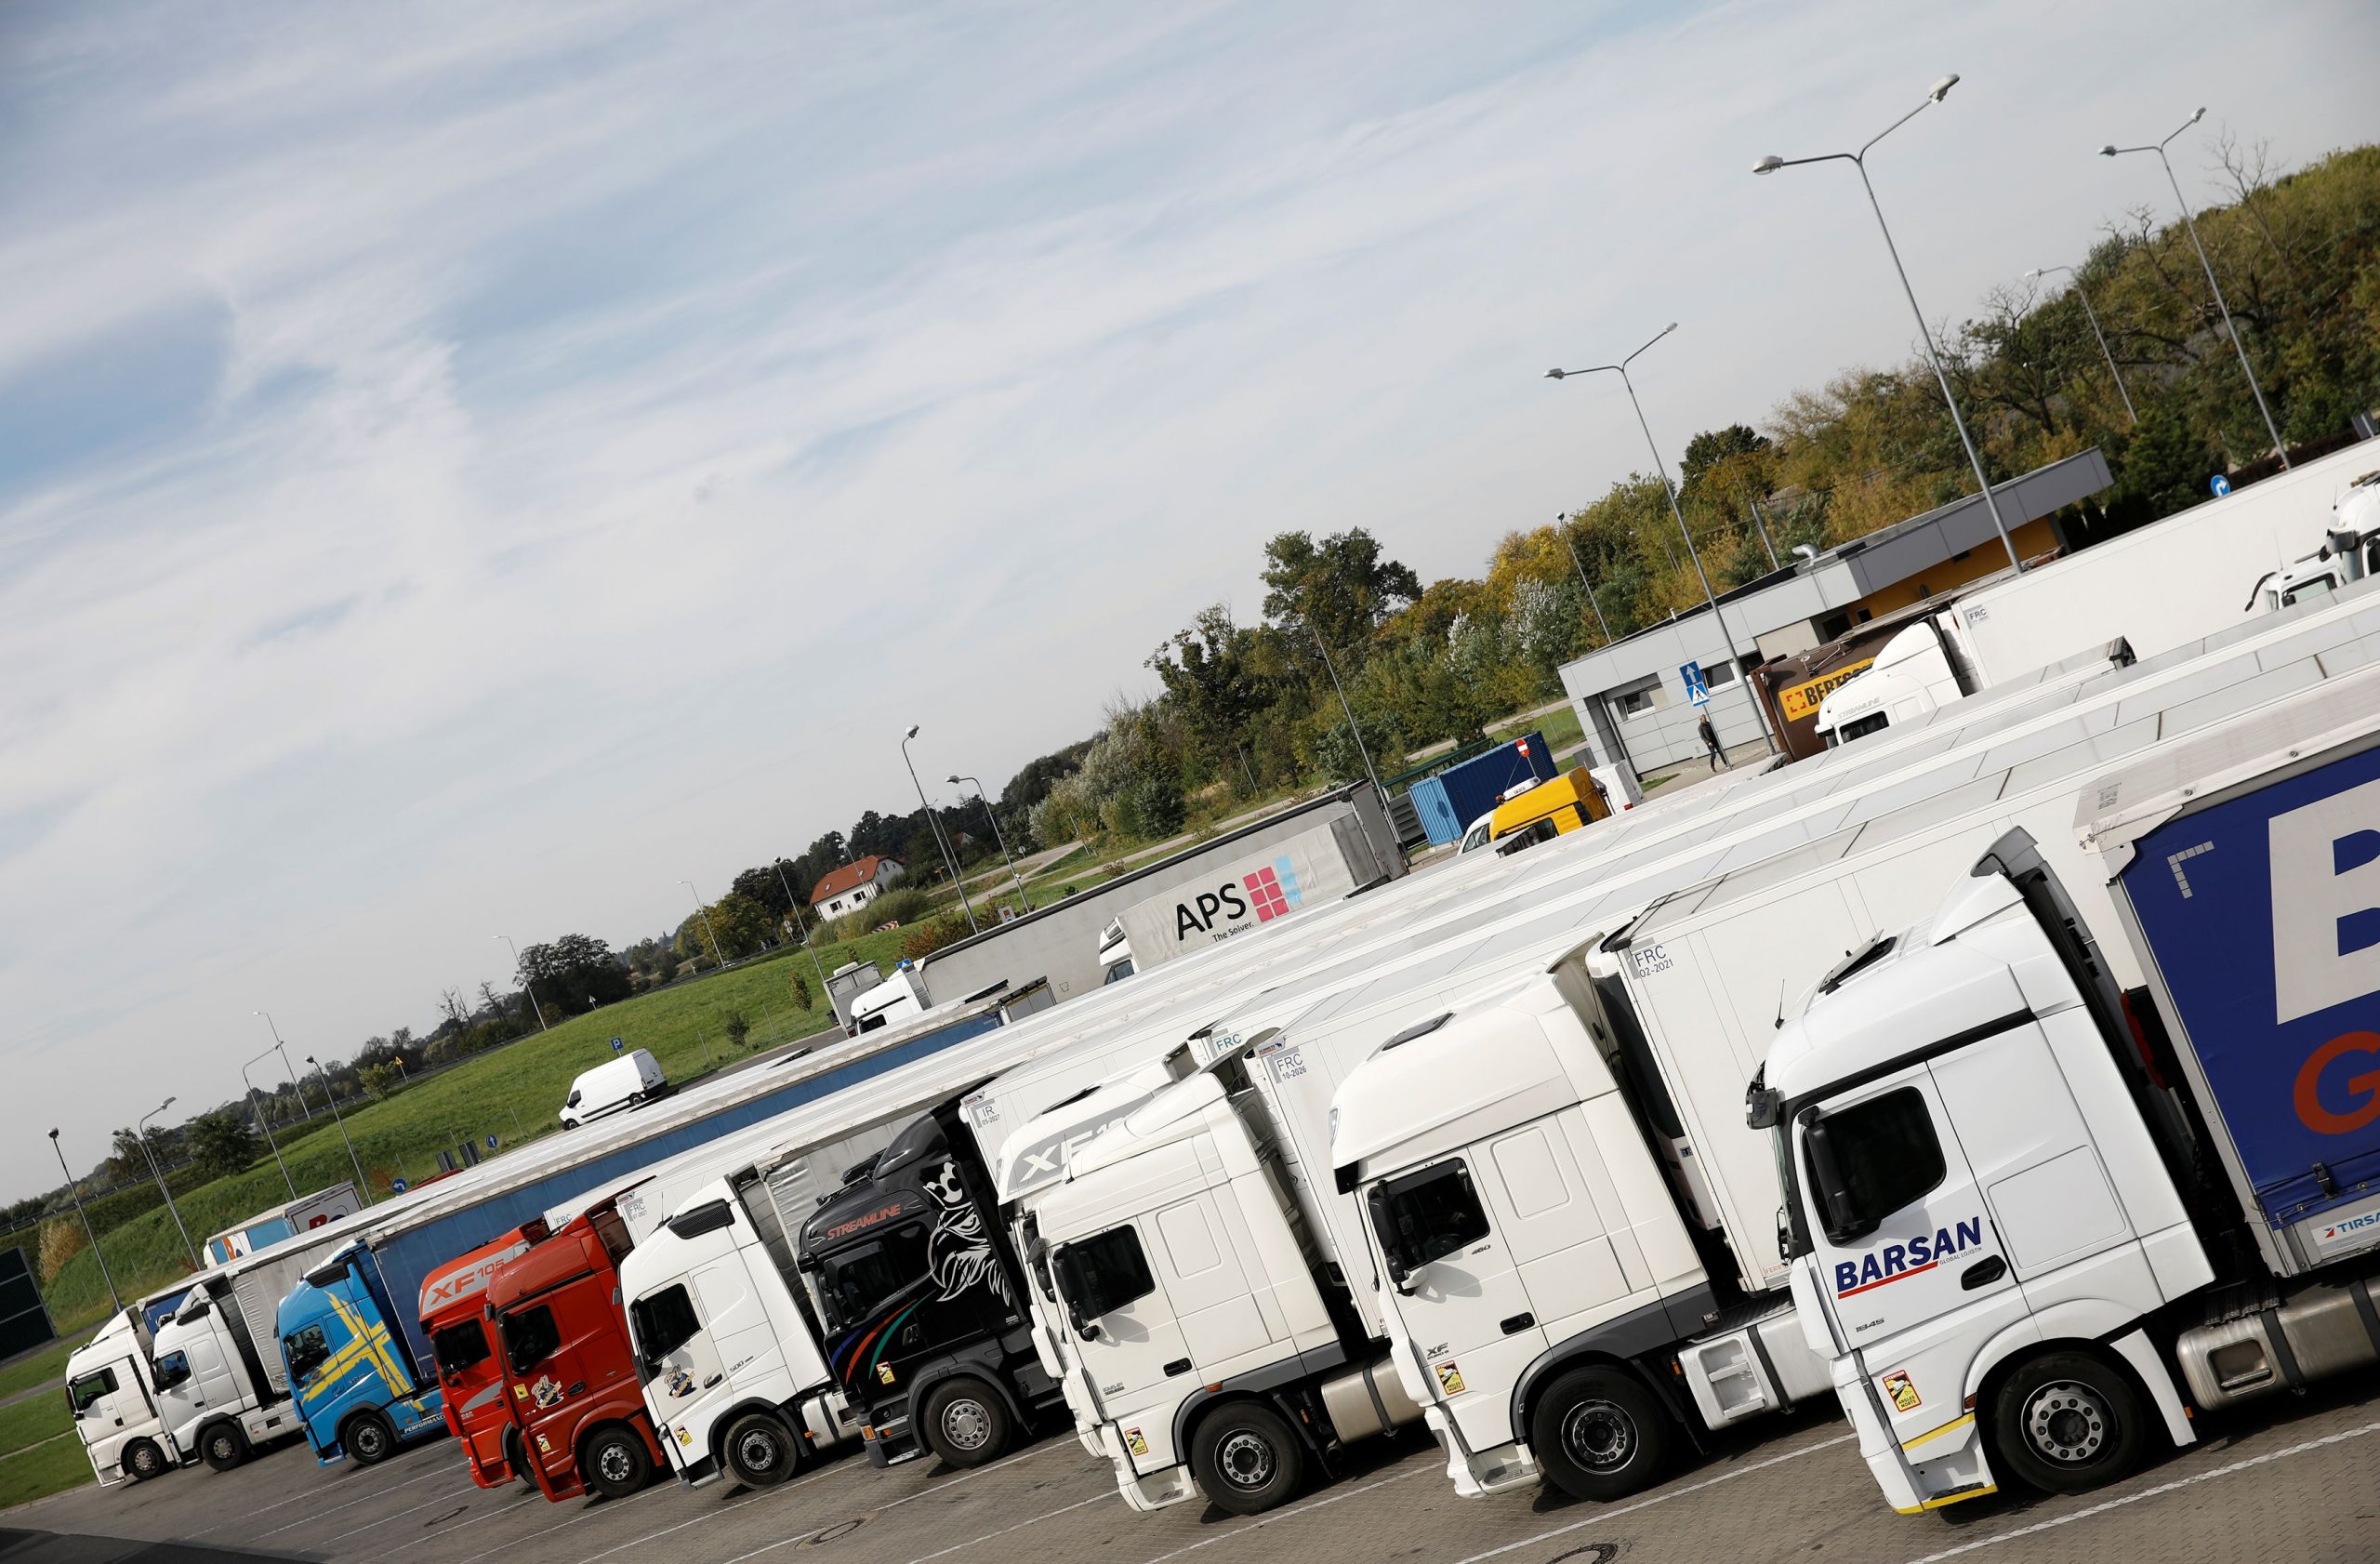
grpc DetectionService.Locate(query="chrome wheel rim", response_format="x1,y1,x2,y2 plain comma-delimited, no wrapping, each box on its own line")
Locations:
734,1427,781,1475
598,1440,635,1483
943,1398,993,1452
1217,1429,1275,1490
1559,1399,1635,1471
2023,1381,2112,1465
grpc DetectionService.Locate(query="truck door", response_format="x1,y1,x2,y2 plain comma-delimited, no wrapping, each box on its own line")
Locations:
70,1359,149,1461
1052,1219,1190,1468
1799,1065,2025,1449
1366,1154,1539,1451
628,1276,726,1468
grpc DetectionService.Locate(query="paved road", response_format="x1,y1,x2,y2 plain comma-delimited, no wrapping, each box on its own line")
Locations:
18,1376,2376,1564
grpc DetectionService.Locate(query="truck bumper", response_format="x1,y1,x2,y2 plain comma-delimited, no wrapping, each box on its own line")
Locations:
1095,1425,1196,1513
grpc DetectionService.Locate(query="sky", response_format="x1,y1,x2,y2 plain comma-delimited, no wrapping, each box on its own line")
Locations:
3,0,2373,1200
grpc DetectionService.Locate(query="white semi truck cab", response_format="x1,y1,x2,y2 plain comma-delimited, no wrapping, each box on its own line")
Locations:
150,1274,300,1471
1760,817,2380,1514
67,1305,181,1485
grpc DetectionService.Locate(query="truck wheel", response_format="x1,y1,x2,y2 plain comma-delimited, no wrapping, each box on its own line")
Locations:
721,1412,798,1488
582,1424,653,1500
1528,1366,1673,1503
1189,1401,1305,1516
200,1422,250,1472
920,1378,1012,1468
344,1409,398,1466
1990,1352,2148,1495
503,1424,536,1490
121,1438,168,1482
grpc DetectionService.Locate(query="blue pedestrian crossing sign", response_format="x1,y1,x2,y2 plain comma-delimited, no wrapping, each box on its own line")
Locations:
2210,474,2231,497
1681,661,1712,707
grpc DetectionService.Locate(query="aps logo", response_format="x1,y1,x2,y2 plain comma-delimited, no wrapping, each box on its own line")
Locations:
1171,856,1304,941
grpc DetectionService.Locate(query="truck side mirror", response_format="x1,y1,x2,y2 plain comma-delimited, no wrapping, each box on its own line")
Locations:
1805,1117,1873,1245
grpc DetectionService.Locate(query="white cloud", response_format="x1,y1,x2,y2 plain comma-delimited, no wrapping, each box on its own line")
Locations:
2,0,2373,1193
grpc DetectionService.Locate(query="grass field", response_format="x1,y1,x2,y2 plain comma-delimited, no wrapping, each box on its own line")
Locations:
0,1393,69,1454
0,1430,87,1510
38,929,912,1335
0,1342,76,1405
1489,702,1584,758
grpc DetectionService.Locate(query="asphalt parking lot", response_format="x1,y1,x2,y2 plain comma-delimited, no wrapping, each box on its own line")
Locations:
14,1375,2379,1564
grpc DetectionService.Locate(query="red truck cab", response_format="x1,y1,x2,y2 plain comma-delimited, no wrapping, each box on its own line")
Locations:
487,1205,664,1501
419,1219,549,1490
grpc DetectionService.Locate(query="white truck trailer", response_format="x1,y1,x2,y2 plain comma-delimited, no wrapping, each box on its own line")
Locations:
1761,675,2380,1517
1005,584,2380,1516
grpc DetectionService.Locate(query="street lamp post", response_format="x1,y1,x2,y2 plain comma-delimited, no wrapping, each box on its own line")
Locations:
46,1130,119,1312
950,775,1031,915
681,881,730,971
2101,109,2288,469
256,1011,313,1122
1556,515,1613,643
241,1046,299,1200
1754,73,2026,573
771,860,837,1002
902,726,980,934
1310,629,1386,797
135,1098,200,1268
496,934,549,1031
1743,491,1782,571
2026,265,2137,425
1548,325,1779,756
306,1055,374,1202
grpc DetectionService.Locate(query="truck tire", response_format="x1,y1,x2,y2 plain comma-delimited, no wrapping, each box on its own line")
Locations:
581,1423,653,1500
1989,1351,2148,1495
721,1412,798,1488
503,1424,536,1490
1527,1366,1673,1503
920,1377,1012,1468
344,1409,398,1466
121,1438,168,1482
1188,1401,1305,1516
200,1422,250,1472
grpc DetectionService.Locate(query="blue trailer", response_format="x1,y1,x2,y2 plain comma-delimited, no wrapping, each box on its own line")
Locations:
2093,730,2380,1276
1403,733,1555,845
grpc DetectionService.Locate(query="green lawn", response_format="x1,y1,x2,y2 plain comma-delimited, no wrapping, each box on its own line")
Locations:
39,930,913,1335
0,1342,76,1406
0,1392,69,1456
0,1432,89,1510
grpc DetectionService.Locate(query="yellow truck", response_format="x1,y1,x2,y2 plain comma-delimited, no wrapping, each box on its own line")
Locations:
1456,765,1617,855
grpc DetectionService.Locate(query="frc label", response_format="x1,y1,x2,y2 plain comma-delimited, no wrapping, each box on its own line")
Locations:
1631,944,1673,978
1833,1218,1985,1297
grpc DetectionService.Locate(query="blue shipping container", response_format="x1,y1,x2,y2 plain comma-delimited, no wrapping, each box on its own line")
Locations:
2117,741,2380,1256
1408,775,1461,845
1434,732,1556,836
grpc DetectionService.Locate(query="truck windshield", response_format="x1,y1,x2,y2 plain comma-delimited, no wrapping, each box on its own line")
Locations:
284,1323,330,1384
500,1304,562,1376
431,1321,491,1378
818,1226,927,1330
1368,1160,1489,1279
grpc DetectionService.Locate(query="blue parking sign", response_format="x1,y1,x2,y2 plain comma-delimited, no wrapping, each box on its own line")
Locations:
1681,661,1712,707
611,1036,624,1052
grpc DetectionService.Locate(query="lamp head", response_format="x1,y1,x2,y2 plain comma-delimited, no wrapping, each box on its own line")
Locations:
1928,73,1959,103
1545,367,1567,379
2024,268,2042,280
47,1129,59,1141
2188,106,2205,126
2098,143,2119,157
1752,155,1784,175
160,1096,175,1111
906,724,920,739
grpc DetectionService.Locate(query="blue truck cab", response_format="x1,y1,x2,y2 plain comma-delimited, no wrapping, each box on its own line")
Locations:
276,1241,446,1465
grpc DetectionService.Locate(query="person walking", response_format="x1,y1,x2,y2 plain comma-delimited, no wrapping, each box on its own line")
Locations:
1698,710,1729,772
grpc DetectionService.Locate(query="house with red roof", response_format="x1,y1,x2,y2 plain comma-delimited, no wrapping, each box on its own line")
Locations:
810,855,906,920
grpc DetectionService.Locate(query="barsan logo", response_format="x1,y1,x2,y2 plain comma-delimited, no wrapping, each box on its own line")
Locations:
1834,1218,1986,1297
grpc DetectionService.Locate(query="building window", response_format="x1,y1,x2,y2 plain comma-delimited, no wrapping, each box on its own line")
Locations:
1612,676,1664,718
1703,661,1738,690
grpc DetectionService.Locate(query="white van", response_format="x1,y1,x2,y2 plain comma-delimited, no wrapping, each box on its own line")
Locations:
559,1049,668,1129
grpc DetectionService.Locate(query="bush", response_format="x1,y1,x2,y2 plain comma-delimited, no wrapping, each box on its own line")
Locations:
832,887,932,943
901,918,969,961
788,970,813,1012
723,1011,752,1050
38,1218,86,1285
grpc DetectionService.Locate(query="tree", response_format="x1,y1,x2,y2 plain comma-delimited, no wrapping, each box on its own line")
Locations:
723,1011,753,1050
704,893,776,960
188,1109,261,1181
1678,424,1771,497
789,969,813,1013
359,1062,404,1100
1260,528,1421,660
518,934,634,1017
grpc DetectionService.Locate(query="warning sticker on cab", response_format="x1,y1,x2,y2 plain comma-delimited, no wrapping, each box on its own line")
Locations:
1882,1369,1921,1412
1435,1360,1465,1396
1124,1428,1148,1458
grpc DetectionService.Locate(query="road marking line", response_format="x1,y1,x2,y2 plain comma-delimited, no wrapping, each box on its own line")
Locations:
1128,1463,1439,1564
256,1466,472,1538
378,1475,677,1560
1897,1417,2380,1564
1442,1431,1858,1564
311,1486,479,1546
900,1490,1112,1564
201,1459,457,1533
691,1443,1091,1564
